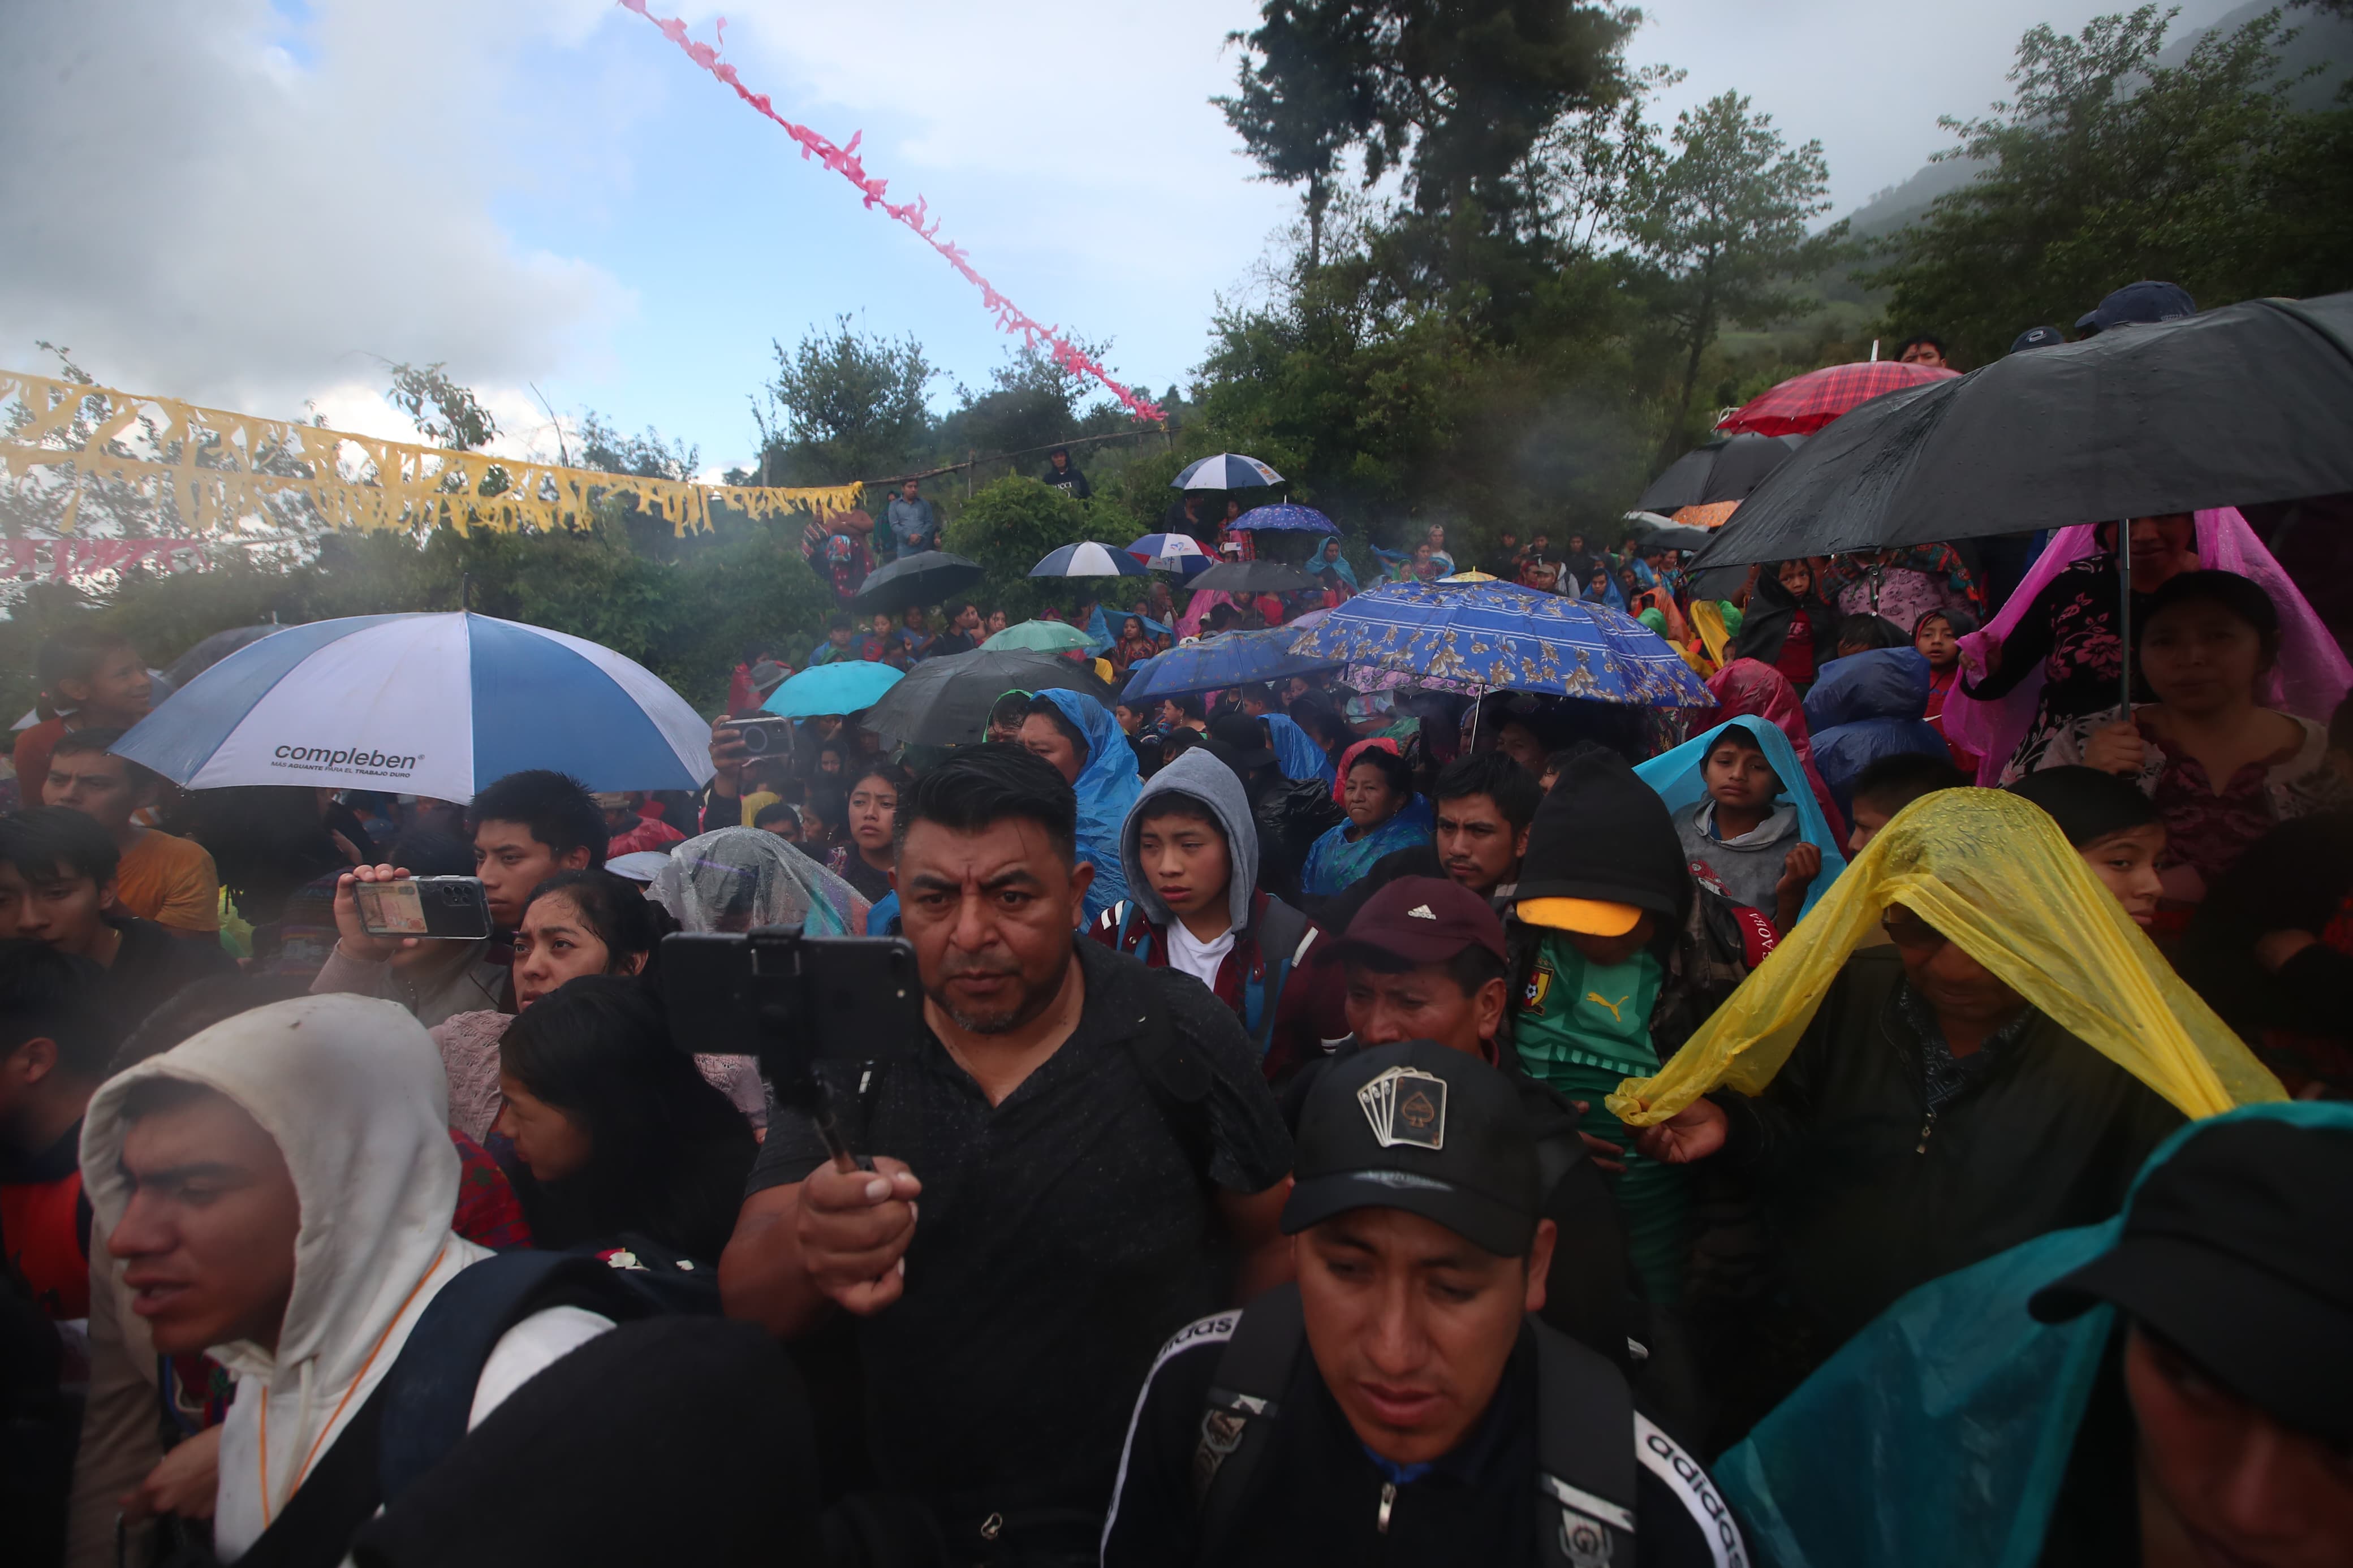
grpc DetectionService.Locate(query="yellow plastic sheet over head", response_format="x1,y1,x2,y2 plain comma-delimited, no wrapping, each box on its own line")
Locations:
1605,787,2285,1126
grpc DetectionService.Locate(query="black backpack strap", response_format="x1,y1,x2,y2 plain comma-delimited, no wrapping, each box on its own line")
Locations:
1529,1317,1639,1568
1192,1284,1304,1565
374,1251,661,1507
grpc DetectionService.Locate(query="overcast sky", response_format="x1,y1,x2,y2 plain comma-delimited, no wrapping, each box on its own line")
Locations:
1,0,2241,477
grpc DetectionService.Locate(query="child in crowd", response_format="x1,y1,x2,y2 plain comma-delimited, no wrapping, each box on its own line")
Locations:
14,626,154,800
1846,751,1972,854
2007,766,2169,930
1671,724,1822,933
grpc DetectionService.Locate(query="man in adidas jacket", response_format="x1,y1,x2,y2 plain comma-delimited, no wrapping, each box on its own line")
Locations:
1102,1040,1745,1567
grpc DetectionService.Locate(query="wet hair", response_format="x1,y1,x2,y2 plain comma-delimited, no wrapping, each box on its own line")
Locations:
827,611,853,632
1836,616,1905,654
1346,745,1414,800
36,624,136,693
751,801,800,832
1911,607,1978,640
2138,569,2282,671
0,806,119,887
498,976,755,1262
46,727,164,794
1161,692,1206,722
847,759,912,799
523,869,676,978
1852,753,1971,816
469,770,608,869
1023,694,1091,759
1344,938,1508,1000
895,746,1078,865
1135,789,1226,836
1542,748,1581,781
987,691,1033,732
2006,766,2161,849
1895,333,1948,358
1433,753,1541,832
0,940,118,1078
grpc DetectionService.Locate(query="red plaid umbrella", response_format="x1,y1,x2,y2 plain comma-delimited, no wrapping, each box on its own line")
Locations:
1717,361,1960,437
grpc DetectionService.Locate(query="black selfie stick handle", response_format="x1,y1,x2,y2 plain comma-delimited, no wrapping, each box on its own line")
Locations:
812,1068,875,1174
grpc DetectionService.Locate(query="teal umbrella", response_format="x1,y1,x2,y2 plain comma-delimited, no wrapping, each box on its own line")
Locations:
764,661,902,718
982,620,1096,654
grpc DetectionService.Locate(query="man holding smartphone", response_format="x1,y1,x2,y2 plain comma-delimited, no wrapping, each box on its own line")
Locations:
720,748,1295,1566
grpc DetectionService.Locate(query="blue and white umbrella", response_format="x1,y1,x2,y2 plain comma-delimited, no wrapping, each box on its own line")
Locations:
1170,452,1283,491
1287,581,1713,707
1029,541,1149,578
113,612,716,801
1125,532,1213,577
765,661,902,718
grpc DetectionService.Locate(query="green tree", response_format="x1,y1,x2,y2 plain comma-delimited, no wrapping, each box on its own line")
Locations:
382,361,499,451
1870,5,2353,363
751,316,938,486
575,412,701,482
941,476,1139,623
1626,90,1843,460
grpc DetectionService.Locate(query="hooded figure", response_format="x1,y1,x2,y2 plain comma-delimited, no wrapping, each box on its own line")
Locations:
79,995,618,1558
1637,716,1849,922
1731,564,1841,685
1508,746,1774,1310
1800,647,1952,819
1260,712,1335,786
1095,748,1322,1060
1706,658,1849,846
652,826,869,936
1037,686,1142,925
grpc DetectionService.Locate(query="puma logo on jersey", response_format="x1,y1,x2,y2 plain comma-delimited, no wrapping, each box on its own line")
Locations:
1584,991,1632,1022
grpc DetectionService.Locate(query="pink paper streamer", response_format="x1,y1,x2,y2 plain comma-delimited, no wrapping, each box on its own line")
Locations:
621,2,1165,424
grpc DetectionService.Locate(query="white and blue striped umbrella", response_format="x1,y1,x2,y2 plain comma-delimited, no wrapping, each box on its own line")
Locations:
1028,541,1148,578
114,612,715,802
1170,452,1283,491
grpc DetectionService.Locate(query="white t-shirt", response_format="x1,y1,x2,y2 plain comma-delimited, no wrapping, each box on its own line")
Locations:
1164,918,1237,991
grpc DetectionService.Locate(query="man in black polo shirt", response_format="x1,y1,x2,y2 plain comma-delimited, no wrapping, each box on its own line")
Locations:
1103,1042,1742,1567
720,747,1294,1565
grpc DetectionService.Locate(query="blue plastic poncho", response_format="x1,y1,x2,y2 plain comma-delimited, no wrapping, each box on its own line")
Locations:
1300,795,1435,900
1312,538,1360,590
1801,648,1950,815
1717,1100,2353,1568
1083,603,1115,655
1634,715,1847,919
1263,712,1336,786
1040,687,1141,924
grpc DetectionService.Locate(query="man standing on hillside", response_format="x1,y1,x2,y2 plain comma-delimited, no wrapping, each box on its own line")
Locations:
886,477,940,559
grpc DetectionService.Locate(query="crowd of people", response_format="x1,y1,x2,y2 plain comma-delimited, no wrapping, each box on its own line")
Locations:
6,305,2353,1568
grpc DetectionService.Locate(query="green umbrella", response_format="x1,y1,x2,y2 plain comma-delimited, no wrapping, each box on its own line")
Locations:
982,620,1096,653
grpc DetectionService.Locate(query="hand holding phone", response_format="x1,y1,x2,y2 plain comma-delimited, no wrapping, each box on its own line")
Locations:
350,875,493,944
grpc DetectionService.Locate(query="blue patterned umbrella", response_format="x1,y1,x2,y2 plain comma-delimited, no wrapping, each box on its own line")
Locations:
1120,628,1346,701
1287,580,1713,707
1229,503,1338,535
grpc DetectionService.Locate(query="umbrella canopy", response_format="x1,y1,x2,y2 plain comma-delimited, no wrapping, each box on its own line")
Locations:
1288,580,1713,707
863,647,1117,746
1119,628,1346,701
113,612,713,800
764,661,902,718
1190,559,1324,594
983,619,1096,653
849,550,984,614
1690,291,2353,568
162,625,284,690
1717,361,1959,438
1636,434,1805,512
1630,523,1717,554
1228,503,1338,534
1673,501,1742,530
1126,532,1214,577
1029,541,1149,578
1170,452,1283,490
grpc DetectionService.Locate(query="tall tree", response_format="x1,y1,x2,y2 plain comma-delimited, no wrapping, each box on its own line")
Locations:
751,316,937,486
382,361,499,451
1626,91,1842,460
1217,2,1381,267
1870,6,2353,362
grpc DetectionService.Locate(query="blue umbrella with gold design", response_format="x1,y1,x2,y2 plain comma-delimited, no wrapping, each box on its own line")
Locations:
1285,580,1712,707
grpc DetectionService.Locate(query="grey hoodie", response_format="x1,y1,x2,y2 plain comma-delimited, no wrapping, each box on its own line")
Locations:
1118,746,1258,932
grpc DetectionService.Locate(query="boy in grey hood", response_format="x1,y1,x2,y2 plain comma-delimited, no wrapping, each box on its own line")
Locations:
1091,748,1339,1070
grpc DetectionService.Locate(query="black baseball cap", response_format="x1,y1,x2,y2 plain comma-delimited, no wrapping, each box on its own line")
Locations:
2029,1116,2353,1447
2075,280,2196,335
1321,876,1509,969
1282,1040,1541,1257
2009,325,2067,353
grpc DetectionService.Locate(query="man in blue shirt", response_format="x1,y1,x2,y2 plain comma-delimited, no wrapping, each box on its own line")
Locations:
885,478,939,559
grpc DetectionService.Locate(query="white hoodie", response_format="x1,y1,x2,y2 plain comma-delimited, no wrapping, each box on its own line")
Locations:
79,994,610,1558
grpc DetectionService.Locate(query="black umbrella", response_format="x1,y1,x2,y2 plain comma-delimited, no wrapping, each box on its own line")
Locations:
1190,560,1324,594
849,550,985,615
1690,289,2353,709
1635,433,1804,512
1628,523,1718,554
162,625,282,690
863,647,1115,746
1690,292,2353,568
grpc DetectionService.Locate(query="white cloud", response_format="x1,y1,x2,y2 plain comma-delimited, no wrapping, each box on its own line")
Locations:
0,0,629,424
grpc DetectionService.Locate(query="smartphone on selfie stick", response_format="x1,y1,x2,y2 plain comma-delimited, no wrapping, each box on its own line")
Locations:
660,928,925,1173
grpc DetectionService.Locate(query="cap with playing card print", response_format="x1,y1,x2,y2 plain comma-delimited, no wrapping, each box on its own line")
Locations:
1281,1039,1541,1257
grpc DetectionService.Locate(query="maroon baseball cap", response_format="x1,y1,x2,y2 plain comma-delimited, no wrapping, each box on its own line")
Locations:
1322,876,1508,969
